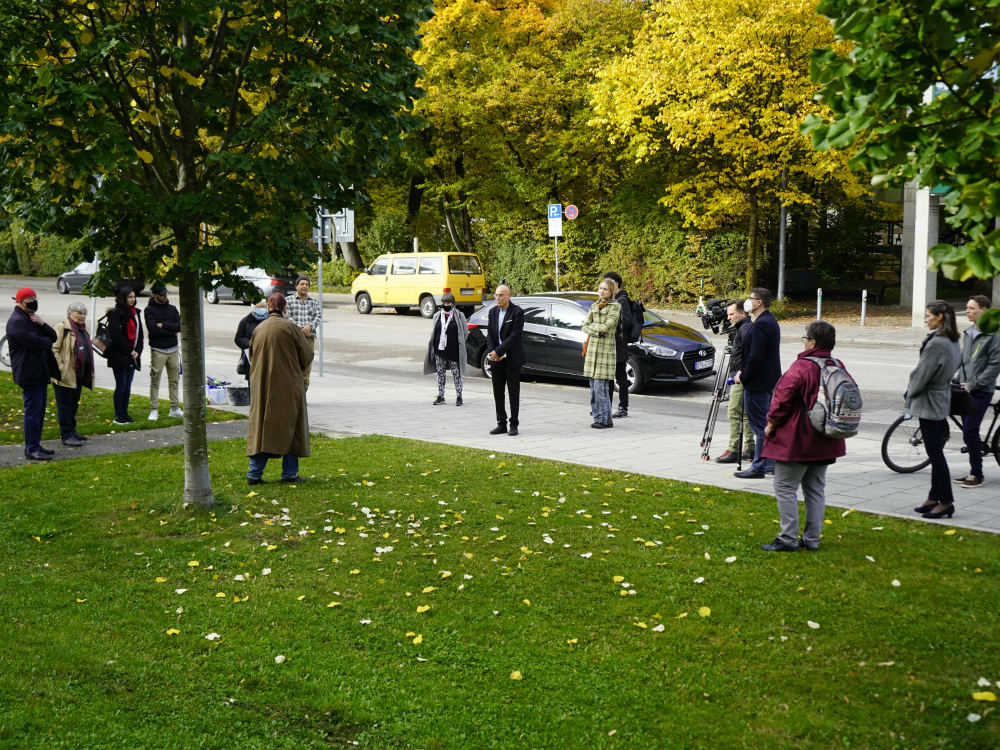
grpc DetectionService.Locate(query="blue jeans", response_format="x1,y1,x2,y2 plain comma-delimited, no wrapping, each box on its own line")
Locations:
21,383,48,452
112,366,135,421
744,388,774,473
590,379,613,424
248,453,299,481
961,390,993,477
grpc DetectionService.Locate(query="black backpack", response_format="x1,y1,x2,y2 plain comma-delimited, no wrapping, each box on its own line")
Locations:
627,299,645,342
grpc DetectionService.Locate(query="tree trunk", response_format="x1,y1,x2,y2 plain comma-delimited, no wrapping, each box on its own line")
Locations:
406,175,423,223
442,198,465,252
460,205,474,253
340,241,364,269
744,202,760,291
176,249,215,508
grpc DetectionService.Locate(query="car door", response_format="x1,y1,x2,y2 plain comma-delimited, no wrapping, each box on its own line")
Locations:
519,302,549,372
365,258,389,304
546,302,588,376
387,256,418,305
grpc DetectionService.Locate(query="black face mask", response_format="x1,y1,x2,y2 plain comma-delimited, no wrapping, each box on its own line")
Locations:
442,305,453,311
25,300,38,312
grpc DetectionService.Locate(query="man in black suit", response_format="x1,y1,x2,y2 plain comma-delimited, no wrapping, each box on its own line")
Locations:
486,285,524,436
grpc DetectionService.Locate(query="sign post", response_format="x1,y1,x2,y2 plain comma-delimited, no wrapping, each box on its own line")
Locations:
548,203,562,291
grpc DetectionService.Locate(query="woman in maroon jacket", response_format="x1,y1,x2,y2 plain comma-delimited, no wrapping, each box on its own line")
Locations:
759,320,848,552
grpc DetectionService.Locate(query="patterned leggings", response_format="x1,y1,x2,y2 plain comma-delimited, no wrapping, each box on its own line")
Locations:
435,354,462,397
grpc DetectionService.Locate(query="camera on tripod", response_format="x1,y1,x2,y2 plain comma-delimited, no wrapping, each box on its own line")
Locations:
697,298,733,335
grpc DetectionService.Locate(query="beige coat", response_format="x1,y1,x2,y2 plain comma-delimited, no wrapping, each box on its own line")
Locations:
246,313,314,457
51,318,94,389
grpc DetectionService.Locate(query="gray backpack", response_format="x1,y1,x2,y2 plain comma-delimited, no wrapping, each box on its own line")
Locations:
804,356,862,439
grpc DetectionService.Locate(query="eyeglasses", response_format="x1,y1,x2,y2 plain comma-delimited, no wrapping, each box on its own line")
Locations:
801,336,814,342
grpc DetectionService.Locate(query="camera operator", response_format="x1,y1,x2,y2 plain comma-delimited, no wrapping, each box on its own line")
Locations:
715,300,755,464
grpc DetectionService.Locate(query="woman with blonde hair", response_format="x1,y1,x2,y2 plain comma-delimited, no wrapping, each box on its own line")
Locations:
51,301,94,446
582,279,621,428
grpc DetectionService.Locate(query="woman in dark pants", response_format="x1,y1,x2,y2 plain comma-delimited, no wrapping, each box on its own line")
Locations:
106,286,144,424
51,302,94,446
907,300,961,519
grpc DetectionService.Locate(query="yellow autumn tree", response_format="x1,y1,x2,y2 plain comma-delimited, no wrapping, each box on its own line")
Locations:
591,0,868,289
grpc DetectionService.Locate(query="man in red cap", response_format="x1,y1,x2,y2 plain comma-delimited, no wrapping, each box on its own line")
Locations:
6,288,58,460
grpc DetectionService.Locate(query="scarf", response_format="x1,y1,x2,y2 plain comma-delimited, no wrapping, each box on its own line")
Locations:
70,319,93,385
125,305,138,346
437,310,453,350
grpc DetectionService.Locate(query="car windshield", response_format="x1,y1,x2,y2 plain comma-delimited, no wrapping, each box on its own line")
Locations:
448,255,482,274
74,262,97,274
642,309,665,326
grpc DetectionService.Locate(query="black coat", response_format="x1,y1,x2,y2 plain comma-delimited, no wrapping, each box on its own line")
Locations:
143,299,181,350
613,289,633,363
5,306,57,386
486,302,525,368
106,304,144,370
235,312,265,350
741,309,781,392
728,316,753,375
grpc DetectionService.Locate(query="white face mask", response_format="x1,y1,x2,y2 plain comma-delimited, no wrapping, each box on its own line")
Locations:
743,299,754,314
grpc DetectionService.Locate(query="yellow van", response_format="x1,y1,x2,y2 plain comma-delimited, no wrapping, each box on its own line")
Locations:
351,251,487,317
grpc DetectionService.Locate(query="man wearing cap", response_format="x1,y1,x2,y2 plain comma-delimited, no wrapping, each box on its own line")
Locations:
285,275,322,390
6,288,58,460
143,284,183,420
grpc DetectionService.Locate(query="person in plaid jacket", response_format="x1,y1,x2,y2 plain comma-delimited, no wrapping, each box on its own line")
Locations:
582,279,621,429
285,276,322,391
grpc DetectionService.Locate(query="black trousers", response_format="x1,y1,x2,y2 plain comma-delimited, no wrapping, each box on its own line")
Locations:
491,361,520,427
920,417,954,505
608,360,629,409
53,384,82,439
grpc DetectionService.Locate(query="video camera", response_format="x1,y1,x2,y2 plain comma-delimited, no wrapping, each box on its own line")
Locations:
697,298,733,336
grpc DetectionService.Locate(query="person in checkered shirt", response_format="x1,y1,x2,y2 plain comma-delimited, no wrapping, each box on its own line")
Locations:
285,276,322,390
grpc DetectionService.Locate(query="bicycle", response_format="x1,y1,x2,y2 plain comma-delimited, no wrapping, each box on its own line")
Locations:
0,334,8,368
881,386,1000,473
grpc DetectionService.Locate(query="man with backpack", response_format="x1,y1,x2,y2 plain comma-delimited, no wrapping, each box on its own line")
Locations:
758,321,860,552
603,272,643,419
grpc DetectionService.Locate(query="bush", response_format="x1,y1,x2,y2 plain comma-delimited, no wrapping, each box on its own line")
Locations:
4,219,82,276
358,207,410,265
478,236,547,294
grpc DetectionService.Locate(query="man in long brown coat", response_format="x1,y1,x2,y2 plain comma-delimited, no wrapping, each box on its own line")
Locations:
246,292,314,485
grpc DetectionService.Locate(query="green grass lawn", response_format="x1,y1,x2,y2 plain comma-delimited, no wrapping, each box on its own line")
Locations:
1,435,998,749
0,378,243,445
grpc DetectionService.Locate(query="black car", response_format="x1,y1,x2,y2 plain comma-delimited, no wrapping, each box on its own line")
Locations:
205,266,299,303
466,292,716,393
57,260,145,295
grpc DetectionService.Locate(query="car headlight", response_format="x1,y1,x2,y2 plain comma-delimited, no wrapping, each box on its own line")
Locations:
639,343,678,358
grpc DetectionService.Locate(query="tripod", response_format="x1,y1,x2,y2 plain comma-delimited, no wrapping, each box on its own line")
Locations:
700,343,745,468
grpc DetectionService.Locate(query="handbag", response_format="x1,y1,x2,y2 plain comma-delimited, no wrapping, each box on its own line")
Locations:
92,315,112,358
236,350,250,376
950,383,975,416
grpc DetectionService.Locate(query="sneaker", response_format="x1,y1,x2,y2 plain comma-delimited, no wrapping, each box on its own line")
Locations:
798,538,819,551
958,475,984,488
433,396,446,405
761,537,799,552
169,407,184,418
112,419,129,426
612,407,628,418
714,450,739,464
123,415,135,423
456,396,463,406
742,448,755,460
148,410,159,421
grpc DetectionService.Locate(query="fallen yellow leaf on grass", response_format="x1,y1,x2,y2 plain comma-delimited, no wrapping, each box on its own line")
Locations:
422,586,437,594
510,671,523,681
440,571,452,579
155,577,168,583
635,622,647,629
297,595,305,601
75,598,86,603
567,638,578,645
416,605,431,613
327,601,341,608
187,560,199,567
267,544,278,551
676,612,688,619
698,607,711,618
972,691,997,702
613,575,625,583
215,592,226,598
166,628,180,635
247,491,257,497
412,634,423,645
944,529,957,536
350,569,360,575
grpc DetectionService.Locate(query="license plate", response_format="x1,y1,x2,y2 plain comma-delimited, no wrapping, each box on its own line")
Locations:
694,359,712,370
460,288,474,295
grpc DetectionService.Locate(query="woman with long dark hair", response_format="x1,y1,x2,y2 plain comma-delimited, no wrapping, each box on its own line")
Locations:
106,286,144,424
907,300,961,519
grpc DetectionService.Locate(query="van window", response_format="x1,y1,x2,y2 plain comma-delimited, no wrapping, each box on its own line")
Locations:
418,257,442,274
392,258,416,275
369,260,388,276
550,303,586,330
448,255,483,275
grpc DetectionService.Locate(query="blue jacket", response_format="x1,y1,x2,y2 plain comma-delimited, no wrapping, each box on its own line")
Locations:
5,306,57,387
741,309,781,392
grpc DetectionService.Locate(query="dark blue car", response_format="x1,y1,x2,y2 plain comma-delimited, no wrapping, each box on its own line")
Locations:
465,292,716,393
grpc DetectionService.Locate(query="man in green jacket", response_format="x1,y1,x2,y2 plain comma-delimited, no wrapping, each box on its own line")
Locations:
954,295,1000,488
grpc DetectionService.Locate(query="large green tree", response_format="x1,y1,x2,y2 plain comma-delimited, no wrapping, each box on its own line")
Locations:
804,0,1000,280
0,0,429,506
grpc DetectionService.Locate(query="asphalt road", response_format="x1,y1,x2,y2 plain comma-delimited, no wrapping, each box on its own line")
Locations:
1,276,924,437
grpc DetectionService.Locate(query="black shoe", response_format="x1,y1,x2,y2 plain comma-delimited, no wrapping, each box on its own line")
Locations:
74,433,88,441
247,477,263,486
62,436,83,447
508,426,519,436
433,396,446,405
490,424,508,435
914,500,937,514
591,421,612,429
36,446,55,455
456,397,463,406
613,408,628,418
798,538,819,551
123,415,135,423
734,468,765,479
281,476,307,484
715,450,740,464
922,503,954,519
761,537,799,552
742,448,755,460
25,450,52,461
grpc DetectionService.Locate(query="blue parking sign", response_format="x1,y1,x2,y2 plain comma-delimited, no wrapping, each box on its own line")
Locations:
548,203,562,219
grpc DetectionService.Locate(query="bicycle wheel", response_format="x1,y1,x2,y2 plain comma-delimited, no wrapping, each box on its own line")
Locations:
881,415,942,473
0,335,9,368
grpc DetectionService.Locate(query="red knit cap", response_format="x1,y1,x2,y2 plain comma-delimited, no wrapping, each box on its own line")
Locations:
14,288,36,302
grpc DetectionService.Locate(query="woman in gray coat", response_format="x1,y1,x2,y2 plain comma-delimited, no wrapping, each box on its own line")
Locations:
907,300,962,518
423,293,468,406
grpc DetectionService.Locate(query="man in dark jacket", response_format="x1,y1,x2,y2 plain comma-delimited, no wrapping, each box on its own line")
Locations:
6,288,58,460
954,295,1000,487
734,287,782,478
143,284,183,420
603,271,634,418
715,299,754,463
486,285,525,436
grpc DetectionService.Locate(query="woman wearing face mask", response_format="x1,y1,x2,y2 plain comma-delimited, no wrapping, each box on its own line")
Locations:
908,300,962,519
423,292,468,405
106,286,144,425
582,279,621,428
235,300,269,382
51,302,95,446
